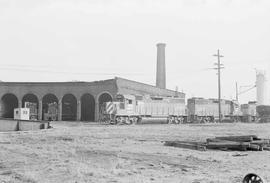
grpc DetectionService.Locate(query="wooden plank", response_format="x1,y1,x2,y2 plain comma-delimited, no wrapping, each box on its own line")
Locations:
215,135,258,142
172,140,206,146
206,138,223,143
164,141,206,151
250,139,270,145
206,138,238,143
263,147,270,151
206,141,250,151
248,144,261,151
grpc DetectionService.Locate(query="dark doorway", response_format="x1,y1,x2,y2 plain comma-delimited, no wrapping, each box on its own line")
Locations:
62,94,77,121
0,93,18,118
81,93,95,121
42,94,58,121
98,93,113,114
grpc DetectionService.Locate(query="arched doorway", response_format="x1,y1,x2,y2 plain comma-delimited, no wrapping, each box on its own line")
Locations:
98,92,113,114
22,94,39,120
42,94,58,121
0,93,18,118
62,94,77,121
81,93,95,121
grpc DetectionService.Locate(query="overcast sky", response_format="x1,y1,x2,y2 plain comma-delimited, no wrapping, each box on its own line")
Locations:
0,0,269,104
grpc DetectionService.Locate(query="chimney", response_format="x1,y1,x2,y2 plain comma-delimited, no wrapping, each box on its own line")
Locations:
156,43,166,89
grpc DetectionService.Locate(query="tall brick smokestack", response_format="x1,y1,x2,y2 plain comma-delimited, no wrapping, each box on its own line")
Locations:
156,43,166,89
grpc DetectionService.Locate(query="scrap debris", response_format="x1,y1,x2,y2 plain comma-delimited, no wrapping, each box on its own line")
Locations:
164,135,270,151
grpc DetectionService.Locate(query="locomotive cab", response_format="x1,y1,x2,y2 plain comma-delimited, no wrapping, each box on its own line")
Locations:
99,94,139,124
115,94,136,115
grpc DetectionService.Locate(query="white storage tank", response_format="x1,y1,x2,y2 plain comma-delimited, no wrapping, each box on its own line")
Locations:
256,70,268,105
14,108,30,120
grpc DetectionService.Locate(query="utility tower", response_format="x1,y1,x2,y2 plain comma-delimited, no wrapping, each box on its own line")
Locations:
213,50,224,123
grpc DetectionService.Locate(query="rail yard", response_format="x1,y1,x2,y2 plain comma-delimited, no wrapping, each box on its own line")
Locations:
0,1,269,183
0,42,269,183
0,122,270,183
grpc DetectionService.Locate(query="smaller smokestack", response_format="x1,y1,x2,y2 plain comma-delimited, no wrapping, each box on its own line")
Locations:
156,43,166,89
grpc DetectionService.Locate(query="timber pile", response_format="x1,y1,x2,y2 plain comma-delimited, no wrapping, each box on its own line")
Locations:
164,141,207,151
164,135,270,151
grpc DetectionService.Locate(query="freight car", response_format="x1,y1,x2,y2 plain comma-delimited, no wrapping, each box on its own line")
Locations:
240,101,257,122
187,98,257,123
187,98,233,122
99,94,187,124
256,105,270,122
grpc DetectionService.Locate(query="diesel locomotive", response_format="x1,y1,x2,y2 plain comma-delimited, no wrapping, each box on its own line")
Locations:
99,94,186,124
99,94,260,124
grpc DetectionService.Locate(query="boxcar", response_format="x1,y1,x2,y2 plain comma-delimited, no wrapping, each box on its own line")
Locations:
187,98,233,123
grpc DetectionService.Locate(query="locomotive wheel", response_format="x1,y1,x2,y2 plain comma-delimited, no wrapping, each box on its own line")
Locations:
177,117,183,124
127,119,133,125
136,117,142,124
242,173,265,183
132,117,138,124
109,120,115,125
124,117,132,125
172,117,176,124
168,118,173,124
115,117,121,125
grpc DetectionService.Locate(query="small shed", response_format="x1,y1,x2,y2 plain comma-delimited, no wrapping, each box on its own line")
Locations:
14,108,30,120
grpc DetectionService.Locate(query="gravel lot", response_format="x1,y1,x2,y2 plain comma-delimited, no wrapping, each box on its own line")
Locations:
0,122,270,183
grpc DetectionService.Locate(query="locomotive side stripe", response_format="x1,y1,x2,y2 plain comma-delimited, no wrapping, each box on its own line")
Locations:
106,102,114,114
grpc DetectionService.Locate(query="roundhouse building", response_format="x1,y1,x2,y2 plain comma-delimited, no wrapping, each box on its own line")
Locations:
0,77,185,122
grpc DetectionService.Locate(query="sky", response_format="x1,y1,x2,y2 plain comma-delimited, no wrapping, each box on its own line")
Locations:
0,0,269,104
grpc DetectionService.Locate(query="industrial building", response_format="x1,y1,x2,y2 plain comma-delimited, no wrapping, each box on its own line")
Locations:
0,43,187,122
0,77,185,122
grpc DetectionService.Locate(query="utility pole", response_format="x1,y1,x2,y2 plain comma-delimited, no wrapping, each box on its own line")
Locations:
213,50,224,123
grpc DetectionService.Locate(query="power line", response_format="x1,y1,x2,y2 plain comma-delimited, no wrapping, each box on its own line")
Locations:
238,85,256,95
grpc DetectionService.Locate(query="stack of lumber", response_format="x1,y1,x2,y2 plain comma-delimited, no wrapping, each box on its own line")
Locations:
206,135,270,151
164,141,207,151
164,135,270,151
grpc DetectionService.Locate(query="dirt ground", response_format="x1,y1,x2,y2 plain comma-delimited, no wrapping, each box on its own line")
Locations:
0,122,270,183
